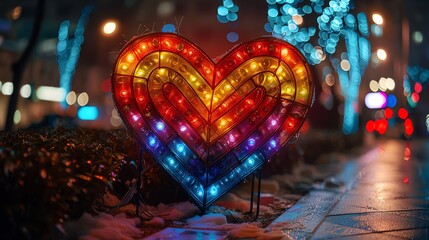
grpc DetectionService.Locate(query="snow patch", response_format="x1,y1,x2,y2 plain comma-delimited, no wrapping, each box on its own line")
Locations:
150,201,200,220
214,193,250,212
184,213,292,240
144,217,165,227
187,213,227,227
63,213,142,239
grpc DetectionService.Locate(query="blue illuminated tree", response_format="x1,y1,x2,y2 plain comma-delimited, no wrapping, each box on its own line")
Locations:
57,6,92,108
265,0,371,134
216,0,371,134
329,13,370,134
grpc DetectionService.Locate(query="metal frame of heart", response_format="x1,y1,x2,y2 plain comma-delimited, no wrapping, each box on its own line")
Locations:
112,32,314,210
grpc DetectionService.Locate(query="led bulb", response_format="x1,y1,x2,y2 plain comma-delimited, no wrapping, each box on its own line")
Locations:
251,62,258,70
135,69,145,77
126,54,135,62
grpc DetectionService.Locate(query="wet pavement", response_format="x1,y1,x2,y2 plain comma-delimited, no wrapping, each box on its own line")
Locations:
271,139,429,239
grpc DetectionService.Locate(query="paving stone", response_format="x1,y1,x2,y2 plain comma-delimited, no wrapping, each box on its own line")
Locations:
270,140,429,239
312,212,429,238
318,232,404,240
385,228,429,239
270,190,341,239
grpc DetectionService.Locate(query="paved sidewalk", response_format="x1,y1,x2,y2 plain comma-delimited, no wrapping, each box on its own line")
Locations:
270,139,429,239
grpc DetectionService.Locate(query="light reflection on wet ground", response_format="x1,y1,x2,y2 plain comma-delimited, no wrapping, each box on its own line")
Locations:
311,139,429,239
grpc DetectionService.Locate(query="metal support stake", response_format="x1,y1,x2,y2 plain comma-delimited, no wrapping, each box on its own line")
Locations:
136,146,144,218
254,168,262,221
249,172,256,213
248,168,262,221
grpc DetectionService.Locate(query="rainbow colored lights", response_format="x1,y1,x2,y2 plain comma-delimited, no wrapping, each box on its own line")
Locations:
112,33,313,209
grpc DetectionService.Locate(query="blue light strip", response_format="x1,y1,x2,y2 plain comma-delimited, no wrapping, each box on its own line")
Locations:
77,106,99,120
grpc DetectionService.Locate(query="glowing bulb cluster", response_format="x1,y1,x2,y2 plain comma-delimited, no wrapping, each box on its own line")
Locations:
216,0,239,23
112,33,313,209
263,0,369,65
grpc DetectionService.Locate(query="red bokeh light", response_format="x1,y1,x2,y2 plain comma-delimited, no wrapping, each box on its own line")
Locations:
377,119,388,135
366,120,375,133
404,146,411,161
411,92,419,103
403,176,409,183
398,108,408,119
404,118,413,128
384,108,393,119
414,82,422,93
373,119,388,135
405,127,414,136
404,118,414,136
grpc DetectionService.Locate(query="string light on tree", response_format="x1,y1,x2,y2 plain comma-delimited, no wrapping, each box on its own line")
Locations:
260,0,371,134
57,5,92,108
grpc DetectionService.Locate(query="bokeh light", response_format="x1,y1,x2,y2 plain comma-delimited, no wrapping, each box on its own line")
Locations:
371,24,383,37
66,91,77,105
366,120,375,133
13,110,21,124
414,82,422,93
111,109,122,127
412,31,423,44
404,118,414,136
369,80,379,92
36,86,66,102
157,1,175,17
365,92,387,109
20,84,31,98
340,59,350,71
292,14,303,25
77,92,89,106
386,77,395,91
376,49,387,61
384,108,393,119
386,94,397,108
378,77,387,91
11,6,22,20
325,74,335,86
226,32,239,42
216,0,239,23
411,92,419,103
426,114,429,132
398,108,408,120
1,82,13,95
78,106,99,120
102,21,117,35
372,13,383,25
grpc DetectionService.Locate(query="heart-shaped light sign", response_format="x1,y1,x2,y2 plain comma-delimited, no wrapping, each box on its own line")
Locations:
112,33,314,209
